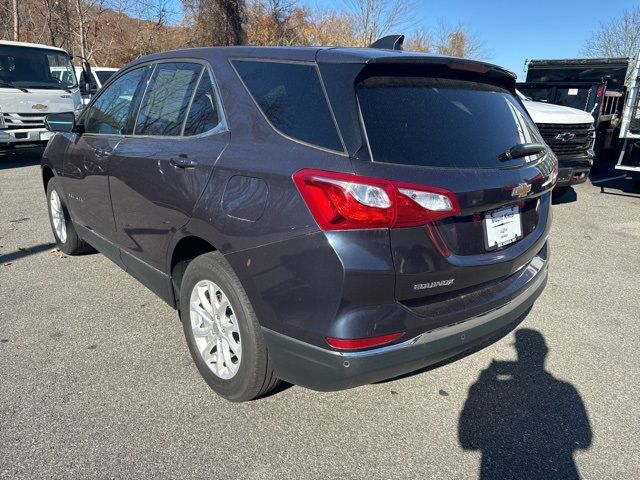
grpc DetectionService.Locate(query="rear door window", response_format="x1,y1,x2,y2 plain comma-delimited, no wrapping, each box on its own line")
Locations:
357,76,543,168
183,73,221,136
232,60,343,152
84,67,147,135
134,62,202,136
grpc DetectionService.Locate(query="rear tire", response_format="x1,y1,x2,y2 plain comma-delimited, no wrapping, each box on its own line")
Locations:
46,177,92,255
179,252,280,402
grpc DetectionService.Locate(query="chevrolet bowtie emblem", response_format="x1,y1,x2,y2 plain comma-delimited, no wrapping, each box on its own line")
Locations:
554,132,575,142
512,183,532,198
31,103,48,111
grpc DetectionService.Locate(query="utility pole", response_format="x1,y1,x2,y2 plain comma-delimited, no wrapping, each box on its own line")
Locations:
12,0,19,41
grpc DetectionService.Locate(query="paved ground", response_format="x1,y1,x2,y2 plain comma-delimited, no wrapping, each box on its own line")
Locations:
1,146,639,479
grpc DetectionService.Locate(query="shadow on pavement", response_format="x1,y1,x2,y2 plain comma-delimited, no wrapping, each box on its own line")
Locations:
0,242,56,263
458,328,592,480
551,187,577,205
0,146,45,170
379,308,531,385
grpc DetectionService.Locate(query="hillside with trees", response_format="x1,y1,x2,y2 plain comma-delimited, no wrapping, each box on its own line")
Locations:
0,0,487,67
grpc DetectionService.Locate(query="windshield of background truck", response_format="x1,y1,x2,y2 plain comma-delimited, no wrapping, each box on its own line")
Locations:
0,45,77,89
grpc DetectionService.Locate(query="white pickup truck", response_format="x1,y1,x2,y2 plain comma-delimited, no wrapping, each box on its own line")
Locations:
74,66,118,104
518,91,596,187
0,40,83,149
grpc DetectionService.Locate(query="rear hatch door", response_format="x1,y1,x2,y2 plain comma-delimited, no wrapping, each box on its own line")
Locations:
350,63,556,303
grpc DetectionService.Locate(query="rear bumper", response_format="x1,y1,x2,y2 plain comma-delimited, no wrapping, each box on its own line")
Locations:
264,252,548,391
556,153,594,186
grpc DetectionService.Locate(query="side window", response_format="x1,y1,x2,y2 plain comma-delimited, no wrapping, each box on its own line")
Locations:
183,73,221,136
134,62,202,136
232,60,343,152
84,67,147,135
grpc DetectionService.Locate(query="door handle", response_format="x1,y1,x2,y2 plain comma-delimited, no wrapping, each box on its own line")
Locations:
169,156,197,169
93,147,111,158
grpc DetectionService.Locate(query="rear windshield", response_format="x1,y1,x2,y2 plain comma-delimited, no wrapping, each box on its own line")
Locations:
357,76,542,168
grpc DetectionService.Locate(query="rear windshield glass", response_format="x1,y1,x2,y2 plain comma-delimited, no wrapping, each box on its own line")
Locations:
357,76,542,168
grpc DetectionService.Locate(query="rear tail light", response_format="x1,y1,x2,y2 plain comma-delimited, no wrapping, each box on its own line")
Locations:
293,169,460,230
326,332,404,350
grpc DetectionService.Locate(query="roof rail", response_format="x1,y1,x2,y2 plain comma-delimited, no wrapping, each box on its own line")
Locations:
369,35,404,51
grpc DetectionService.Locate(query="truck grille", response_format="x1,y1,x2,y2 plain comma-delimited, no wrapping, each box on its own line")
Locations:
1,113,46,130
537,123,594,157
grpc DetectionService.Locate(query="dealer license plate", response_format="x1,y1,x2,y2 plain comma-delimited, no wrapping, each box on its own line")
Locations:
484,205,523,251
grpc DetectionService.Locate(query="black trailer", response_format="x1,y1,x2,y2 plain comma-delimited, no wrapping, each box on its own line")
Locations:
517,58,630,157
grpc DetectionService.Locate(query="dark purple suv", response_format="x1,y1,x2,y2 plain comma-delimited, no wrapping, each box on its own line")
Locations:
41,46,556,401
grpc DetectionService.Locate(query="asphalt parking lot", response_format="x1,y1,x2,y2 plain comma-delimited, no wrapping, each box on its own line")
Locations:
1,146,639,479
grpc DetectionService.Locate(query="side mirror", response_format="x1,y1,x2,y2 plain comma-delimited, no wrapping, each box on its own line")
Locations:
44,112,76,133
79,71,98,95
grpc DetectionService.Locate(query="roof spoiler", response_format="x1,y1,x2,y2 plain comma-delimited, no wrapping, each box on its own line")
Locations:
369,35,404,51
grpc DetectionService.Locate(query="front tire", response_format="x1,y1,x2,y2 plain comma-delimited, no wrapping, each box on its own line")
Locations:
46,178,91,255
179,252,279,402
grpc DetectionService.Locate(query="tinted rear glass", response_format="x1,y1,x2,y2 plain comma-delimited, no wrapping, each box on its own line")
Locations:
357,76,542,168
135,62,202,136
233,60,343,152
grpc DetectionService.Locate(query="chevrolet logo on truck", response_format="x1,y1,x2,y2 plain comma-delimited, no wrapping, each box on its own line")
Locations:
554,132,575,142
31,103,48,111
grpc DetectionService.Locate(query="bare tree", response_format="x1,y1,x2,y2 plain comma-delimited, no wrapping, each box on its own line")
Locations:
434,20,489,59
404,29,432,52
583,7,640,58
343,0,413,47
12,0,19,40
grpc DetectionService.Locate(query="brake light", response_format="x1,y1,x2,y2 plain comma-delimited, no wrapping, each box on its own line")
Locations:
293,169,460,230
326,332,404,350
597,86,604,97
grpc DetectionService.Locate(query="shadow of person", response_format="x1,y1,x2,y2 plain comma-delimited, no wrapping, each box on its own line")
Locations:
458,329,592,480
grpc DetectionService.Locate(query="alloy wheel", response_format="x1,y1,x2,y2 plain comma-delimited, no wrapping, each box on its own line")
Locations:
189,280,242,379
50,190,67,243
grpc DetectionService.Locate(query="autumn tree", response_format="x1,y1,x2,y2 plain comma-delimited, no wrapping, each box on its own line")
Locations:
246,0,309,46
583,7,640,58
182,0,247,46
303,9,357,46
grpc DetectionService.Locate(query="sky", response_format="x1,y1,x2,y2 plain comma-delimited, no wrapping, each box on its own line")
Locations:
307,0,639,79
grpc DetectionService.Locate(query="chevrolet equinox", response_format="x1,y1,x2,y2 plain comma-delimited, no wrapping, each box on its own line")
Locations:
41,44,555,401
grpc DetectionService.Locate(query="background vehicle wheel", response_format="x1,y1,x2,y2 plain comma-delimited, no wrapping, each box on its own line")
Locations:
179,252,280,402
46,178,92,255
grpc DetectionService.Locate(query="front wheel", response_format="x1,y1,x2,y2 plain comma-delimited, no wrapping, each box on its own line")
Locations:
46,178,91,255
179,252,280,401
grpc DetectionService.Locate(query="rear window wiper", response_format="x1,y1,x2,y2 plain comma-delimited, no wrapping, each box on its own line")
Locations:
0,82,29,93
499,142,546,161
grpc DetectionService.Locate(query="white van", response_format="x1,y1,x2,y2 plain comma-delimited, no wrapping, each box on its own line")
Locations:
0,41,82,149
